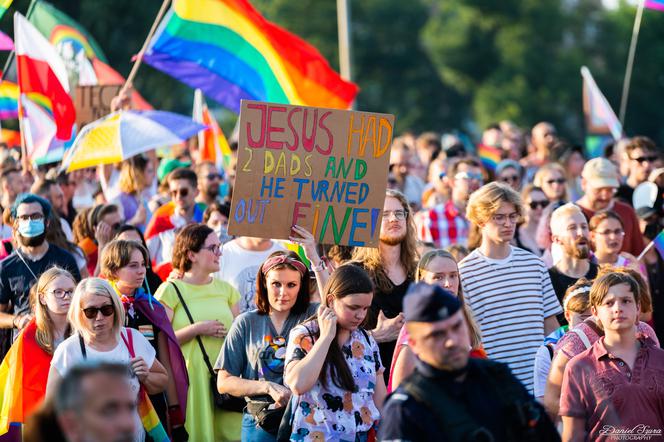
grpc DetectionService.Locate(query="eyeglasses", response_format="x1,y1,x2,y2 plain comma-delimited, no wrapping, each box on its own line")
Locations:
17,213,44,221
206,173,223,181
382,209,408,221
82,304,115,319
170,188,190,198
546,178,566,185
529,200,549,210
491,213,520,224
500,175,520,183
631,155,658,164
595,229,624,237
201,244,222,255
455,171,483,182
49,288,74,299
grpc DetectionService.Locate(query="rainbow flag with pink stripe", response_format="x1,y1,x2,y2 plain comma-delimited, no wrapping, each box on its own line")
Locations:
653,230,664,259
645,0,664,11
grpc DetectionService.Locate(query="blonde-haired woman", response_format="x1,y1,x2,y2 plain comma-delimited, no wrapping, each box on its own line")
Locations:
0,267,75,436
533,163,567,205
388,250,484,391
46,278,168,442
114,155,154,230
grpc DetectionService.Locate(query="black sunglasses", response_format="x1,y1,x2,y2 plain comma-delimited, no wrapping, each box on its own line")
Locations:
83,305,115,319
529,200,549,210
631,155,658,164
546,178,566,185
170,188,190,198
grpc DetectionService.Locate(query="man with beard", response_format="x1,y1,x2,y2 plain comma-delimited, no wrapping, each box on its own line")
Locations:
379,283,559,442
0,194,81,359
195,161,227,207
459,183,561,393
547,204,598,324
576,158,644,256
353,189,419,383
415,158,483,248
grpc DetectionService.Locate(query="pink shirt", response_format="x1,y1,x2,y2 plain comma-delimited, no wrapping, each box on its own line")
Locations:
559,337,664,441
555,318,659,360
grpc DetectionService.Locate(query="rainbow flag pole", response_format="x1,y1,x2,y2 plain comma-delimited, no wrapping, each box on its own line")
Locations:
636,230,664,261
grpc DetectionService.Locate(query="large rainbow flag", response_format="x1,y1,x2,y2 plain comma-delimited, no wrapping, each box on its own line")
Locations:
144,0,358,112
645,0,664,11
0,320,52,437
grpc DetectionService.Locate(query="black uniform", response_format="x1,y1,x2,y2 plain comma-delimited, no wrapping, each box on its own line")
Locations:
378,359,560,442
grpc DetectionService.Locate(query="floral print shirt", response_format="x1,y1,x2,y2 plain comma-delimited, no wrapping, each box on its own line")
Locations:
285,320,384,442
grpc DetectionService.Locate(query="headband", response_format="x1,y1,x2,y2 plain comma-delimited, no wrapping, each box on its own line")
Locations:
261,255,307,276
563,286,591,312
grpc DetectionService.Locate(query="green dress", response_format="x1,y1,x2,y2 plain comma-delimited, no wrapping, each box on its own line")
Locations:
156,278,241,442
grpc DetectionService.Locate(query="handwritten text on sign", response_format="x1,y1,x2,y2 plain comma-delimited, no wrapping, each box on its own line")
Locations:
228,100,395,247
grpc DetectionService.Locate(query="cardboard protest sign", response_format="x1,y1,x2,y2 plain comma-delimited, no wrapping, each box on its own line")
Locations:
74,85,122,128
228,100,395,247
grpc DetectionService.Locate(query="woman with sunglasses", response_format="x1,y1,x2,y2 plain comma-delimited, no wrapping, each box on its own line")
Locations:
155,223,241,442
46,277,168,442
495,160,524,192
101,239,189,441
388,250,484,391
0,267,75,437
533,163,567,205
515,185,549,256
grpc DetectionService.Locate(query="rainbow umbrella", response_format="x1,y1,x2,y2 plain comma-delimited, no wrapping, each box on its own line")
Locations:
61,110,206,171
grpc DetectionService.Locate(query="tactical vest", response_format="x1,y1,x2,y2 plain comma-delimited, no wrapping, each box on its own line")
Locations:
400,360,547,442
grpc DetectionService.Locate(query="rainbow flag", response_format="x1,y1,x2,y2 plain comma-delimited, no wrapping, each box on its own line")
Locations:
138,389,169,442
0,81,18,120
193,89,232,170
477,143,501,172
29,1,108,62
0,0,12,20
0,320,52,437
144,0,358,113
645,0,664,11
653,230,664,259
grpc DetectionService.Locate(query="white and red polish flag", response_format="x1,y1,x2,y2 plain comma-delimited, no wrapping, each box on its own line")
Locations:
14,12,75,141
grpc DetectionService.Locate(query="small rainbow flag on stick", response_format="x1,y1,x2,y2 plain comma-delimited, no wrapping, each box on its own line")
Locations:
645,0,664,12
637,230,664,261
477,144,501,172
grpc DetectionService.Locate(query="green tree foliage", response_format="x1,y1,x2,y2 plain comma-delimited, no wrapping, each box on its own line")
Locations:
2,0,663,143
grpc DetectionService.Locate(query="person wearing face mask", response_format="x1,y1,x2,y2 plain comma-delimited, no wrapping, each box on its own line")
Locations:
203,201,233,245
0,194,81,359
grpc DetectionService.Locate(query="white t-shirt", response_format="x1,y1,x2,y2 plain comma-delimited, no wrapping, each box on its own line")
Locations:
51,327,157,442
458,246,562,393
215,239,286,313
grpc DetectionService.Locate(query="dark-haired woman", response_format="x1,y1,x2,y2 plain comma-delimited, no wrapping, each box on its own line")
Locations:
284,264,386,441
155,224,240,442
216,250,318,442
114,224,163,294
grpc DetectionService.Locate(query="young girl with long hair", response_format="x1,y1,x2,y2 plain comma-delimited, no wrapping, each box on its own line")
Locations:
284,264,386,441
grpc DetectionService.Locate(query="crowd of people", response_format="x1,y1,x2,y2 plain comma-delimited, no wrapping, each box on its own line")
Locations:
0,117,662,442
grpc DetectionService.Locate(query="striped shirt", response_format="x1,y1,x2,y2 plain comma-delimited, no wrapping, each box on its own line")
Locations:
414,200,469,248
459,246,562,392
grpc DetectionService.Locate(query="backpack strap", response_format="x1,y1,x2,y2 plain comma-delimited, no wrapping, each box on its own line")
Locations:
570,328,592,349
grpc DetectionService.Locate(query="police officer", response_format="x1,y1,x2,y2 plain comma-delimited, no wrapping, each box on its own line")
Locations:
378,283,560,442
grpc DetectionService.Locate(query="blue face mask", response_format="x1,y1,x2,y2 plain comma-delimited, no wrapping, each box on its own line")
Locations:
218,182,230,199
18,219,45,238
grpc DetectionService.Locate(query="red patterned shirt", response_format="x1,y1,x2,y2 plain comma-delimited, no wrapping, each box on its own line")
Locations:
415,200,469,248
